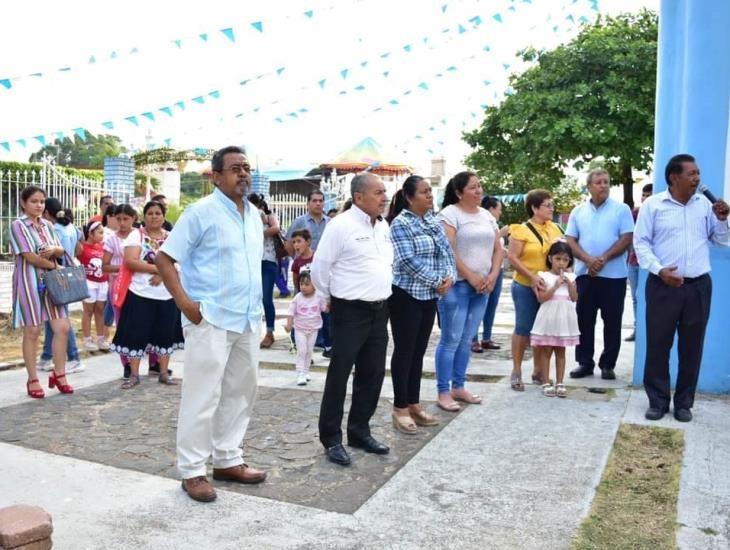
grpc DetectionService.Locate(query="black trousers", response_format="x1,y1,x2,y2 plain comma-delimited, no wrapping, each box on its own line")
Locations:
575,276,627,370
644,273,711,411
318,296,389,448
388,286,437,409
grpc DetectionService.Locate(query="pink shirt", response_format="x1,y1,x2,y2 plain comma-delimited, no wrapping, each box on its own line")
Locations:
288,293,327,332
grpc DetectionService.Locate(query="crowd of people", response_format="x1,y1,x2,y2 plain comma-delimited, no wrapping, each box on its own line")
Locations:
8,147,729,502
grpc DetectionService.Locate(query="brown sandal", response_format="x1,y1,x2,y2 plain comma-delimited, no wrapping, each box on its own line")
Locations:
409,408,439,427
437,394,462,412
392,413,417,434
451,389,482,405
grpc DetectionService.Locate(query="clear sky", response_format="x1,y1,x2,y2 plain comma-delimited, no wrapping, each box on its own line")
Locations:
0,0,657,175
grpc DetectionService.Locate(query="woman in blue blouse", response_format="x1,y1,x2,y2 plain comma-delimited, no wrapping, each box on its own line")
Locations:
387,176,456,434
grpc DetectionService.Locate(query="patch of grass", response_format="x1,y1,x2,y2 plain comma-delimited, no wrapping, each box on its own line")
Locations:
572,423,684,550
700,527,719,536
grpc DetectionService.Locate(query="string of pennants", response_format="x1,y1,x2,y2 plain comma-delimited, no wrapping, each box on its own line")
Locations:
0,0,600,154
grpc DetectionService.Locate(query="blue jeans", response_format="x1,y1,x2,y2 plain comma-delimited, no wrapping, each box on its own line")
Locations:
103,299,114,327
511,281,540,336
41,316,80,361
262,260,277,331
627,263,639,327
276,258,291,296
315,312,331,349
435,280,489,394
473,269,503,342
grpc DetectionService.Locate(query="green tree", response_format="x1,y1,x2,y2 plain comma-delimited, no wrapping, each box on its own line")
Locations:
29,134,127,169
464,10,657,208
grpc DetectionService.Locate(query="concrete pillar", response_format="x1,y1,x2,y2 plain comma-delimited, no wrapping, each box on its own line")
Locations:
634,0,730,393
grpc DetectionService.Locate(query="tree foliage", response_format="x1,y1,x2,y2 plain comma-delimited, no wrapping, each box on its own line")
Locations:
464,10,657,208
28,134,127,169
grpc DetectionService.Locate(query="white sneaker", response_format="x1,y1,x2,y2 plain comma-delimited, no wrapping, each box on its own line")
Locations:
65,360,85,374
84,339,99,352
97,339,110,351
296,374,307,386
305,373,312,382
38,358,54,372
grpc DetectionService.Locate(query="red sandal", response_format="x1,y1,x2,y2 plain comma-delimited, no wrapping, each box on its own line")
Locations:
49,371,74,394
26,378,45,399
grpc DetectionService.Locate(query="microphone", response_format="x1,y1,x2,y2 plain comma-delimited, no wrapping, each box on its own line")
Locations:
698,184,718,203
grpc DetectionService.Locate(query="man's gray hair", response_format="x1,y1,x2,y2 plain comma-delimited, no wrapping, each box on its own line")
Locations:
586,169,609,186
351,172,374,198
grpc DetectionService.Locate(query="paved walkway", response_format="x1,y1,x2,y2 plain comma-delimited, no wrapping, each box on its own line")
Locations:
0,282,728,549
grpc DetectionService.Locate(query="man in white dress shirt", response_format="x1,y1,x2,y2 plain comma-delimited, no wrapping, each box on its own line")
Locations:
311,172,394,466
634,154,730,422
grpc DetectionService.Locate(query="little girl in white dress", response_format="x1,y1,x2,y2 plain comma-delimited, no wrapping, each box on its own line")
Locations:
531,241,580,397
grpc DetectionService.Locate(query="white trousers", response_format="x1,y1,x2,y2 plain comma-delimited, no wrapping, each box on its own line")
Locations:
176,319,259,478
294,330,317,374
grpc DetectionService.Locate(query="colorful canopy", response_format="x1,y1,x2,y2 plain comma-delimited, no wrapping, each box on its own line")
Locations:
320,137,412,176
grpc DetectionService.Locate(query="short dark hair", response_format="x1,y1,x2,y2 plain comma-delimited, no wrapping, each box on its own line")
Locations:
20,185,46,204
546,241,574,269
248,193,271,214
298,271,312,285
212,145,246,172
307,190,325,202
442,171,478,208
481,196,501,210
143,200,166,216
151,194,166,202
665,154,696,186
99,194,113,206
524,189,552,218
642,183,653,194
291,229,311,241
114,204,138,218
326,208,338,216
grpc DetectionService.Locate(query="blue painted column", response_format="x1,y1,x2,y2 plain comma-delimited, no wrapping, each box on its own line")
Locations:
634,0,730,393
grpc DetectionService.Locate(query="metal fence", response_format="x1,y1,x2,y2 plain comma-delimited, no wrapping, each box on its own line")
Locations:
0,159,105,256
268,192,309,232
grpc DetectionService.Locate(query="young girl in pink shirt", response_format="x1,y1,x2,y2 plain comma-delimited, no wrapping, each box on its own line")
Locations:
285,271,328,386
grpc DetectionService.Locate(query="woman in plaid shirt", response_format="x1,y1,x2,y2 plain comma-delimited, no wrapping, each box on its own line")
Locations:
387,176,456,434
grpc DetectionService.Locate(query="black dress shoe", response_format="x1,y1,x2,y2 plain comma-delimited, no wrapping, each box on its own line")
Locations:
569,365,594,378
674,408,692,422
645,407,668,421
325,444,351,466
625,332,636,342
322,348,332,359
348,436,390,455
600,368,616,380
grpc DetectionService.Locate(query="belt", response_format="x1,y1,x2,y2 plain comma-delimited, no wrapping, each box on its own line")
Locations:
681,274,709,284
331,296,387,310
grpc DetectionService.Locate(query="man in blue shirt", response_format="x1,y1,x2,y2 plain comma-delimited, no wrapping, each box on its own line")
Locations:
156,145,267,503
566,169,634,380
634,154,730,422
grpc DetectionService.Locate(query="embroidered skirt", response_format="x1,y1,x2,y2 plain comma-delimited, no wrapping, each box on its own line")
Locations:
111,291,184,358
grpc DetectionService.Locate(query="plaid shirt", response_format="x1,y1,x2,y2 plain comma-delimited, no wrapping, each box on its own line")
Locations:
390,209,456,301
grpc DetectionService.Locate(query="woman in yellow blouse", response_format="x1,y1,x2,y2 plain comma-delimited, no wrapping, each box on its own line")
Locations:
506,189,564,391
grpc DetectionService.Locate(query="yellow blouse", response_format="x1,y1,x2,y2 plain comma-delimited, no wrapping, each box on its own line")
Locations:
509,221,565,286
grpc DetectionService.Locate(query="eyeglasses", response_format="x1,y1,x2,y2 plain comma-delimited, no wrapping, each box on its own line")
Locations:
541,202,555,209
219,164,251,174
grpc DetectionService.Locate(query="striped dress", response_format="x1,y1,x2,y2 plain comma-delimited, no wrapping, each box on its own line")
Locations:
10,216,67,328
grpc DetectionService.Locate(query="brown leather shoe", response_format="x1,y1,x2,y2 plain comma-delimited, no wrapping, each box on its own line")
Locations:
259,332,275,349
212,464,267,484
181,476,217,502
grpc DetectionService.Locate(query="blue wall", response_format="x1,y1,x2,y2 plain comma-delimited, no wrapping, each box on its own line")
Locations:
634,0,730,393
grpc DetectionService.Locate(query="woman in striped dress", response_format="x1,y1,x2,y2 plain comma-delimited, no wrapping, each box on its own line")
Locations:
10,185,74,398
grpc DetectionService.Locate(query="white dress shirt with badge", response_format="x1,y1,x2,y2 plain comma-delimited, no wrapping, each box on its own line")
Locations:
311,204,394,301
633,190,730,277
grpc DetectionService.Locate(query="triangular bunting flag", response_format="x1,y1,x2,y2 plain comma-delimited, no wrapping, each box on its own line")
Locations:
340,69,349,79
16,139,26,148
89,56,96,64
130,47,139,54
102,121,114,130
403,44,412,52
0,79,11,89
55,132,65,140
299,108,308,113
361,61,368,67
469,15,482,25
199,33,208,41
458,24,466,34
159,107,173,117
446,66,457,71
304,10,313,18
164,138,172,147
59,67,71,72
383,71,390,78
275,117,283,123
0,142,9,152
174,101,185,111
35,136,46,146
240,79,251,86
208,90,221,99
220,28,235,42
276,67,286,76
493,13,503,23
380,52,390,59
125,116,139,126
73,128,86,140
173,40,182,48
192,96,205,104
389,99,399,105
441,4,448,13
142,112,155,121
418,82,428,90
110,51,118,59
355,85,366,91
251,21,263,32
318,79,326,88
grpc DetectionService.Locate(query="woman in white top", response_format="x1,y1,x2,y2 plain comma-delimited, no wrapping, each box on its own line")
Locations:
248,193,281,349
111,200,183,389
435,172,503,412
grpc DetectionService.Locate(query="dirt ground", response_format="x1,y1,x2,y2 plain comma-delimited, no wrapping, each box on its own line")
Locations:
0,311,109,365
